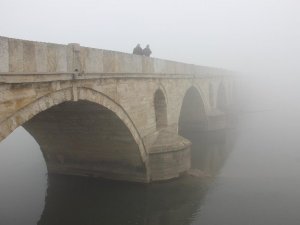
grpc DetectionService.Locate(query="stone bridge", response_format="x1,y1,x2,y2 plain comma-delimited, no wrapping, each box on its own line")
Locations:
0,36,236,183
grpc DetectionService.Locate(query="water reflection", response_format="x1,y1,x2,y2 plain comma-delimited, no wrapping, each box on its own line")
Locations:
38,175,206,225
4,111,300,225
0,125,235,225
37,129,235,225
187,129,235,175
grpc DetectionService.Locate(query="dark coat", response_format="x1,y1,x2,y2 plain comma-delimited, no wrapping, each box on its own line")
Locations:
143,46,152,57
133,45,143,55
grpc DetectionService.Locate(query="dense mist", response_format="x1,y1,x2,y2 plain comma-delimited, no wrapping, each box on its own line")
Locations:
2,0,300,110
1,1,300,225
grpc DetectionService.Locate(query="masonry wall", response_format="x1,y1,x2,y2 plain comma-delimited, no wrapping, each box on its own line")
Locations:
0,36,237,182
0,36,233,76
0,36,236,138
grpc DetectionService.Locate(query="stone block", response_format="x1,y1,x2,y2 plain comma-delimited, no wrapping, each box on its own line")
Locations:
82,47,103,73
23,41,37,72
116,53,142,73
35,42,48,72
47,44,58,72
103,50,116,72
56,46,67,72
8,38,23,72
0,37,9,72
142,56,154,73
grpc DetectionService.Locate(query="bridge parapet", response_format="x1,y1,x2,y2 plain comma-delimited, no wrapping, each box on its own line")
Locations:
0,36,232,77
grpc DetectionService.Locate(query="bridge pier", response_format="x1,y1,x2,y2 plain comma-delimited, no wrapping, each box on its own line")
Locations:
147,129,191,181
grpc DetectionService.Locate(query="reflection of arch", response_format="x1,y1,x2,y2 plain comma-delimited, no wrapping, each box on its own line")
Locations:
0,87,146,162
38,171,208,225
154,89,167,129
178,86,208,135
217,83,227,112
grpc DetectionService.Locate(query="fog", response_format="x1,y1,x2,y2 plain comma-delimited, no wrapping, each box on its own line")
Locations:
1,1,299,68
2,0,300,109
1,0,300,224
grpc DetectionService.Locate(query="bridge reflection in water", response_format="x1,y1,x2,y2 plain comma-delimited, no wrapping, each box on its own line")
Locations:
37,129,236,225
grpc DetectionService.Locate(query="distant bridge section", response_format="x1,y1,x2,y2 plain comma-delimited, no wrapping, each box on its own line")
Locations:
0,36,237,182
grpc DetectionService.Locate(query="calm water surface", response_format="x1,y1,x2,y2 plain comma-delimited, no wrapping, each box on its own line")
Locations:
1,110,300,225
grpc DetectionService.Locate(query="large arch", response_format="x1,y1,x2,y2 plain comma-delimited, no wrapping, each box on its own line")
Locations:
178,86,208,168
154,89,167,130
0,87,148,182
78,88,147,161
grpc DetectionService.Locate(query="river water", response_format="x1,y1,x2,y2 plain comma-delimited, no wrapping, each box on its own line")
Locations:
1,108,300,225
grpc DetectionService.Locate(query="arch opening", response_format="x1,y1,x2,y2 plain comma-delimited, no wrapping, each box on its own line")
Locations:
154,89,167,130
178,86,207,169
0,127,47,224
179,87,207,135
20,100,147,182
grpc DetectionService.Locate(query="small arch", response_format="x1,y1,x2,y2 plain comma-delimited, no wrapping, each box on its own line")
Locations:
154,89,167,130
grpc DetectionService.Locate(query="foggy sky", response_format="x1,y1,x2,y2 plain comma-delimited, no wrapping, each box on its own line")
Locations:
0,1,298,69
1,0,300,110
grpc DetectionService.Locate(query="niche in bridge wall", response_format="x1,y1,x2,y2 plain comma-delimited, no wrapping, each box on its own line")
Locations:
154,89,167,130
22,100,146,180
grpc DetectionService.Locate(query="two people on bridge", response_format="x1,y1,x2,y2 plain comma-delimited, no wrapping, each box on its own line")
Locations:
133,44,152,57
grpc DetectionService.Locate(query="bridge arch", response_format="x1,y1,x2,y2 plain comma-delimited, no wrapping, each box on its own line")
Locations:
0,87,148,182
0,88,73,141
154,88,168,130
77,88,147,161
178,86,208,168
178,85,208,134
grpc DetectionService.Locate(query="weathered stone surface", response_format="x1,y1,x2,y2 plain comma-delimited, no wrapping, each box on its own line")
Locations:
82,47,103,73
115,52,142,73
47,44,58,72
23,41,36,72
103,50,116,72
149,146,191,181
0,37,9,72
145,129,192,181
35,42,48,72
8,38,23,72
56,45,68,72
0,36,237,183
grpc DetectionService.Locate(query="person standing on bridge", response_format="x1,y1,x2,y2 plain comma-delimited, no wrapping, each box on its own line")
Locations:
143,44,152,57
133,44,143,55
